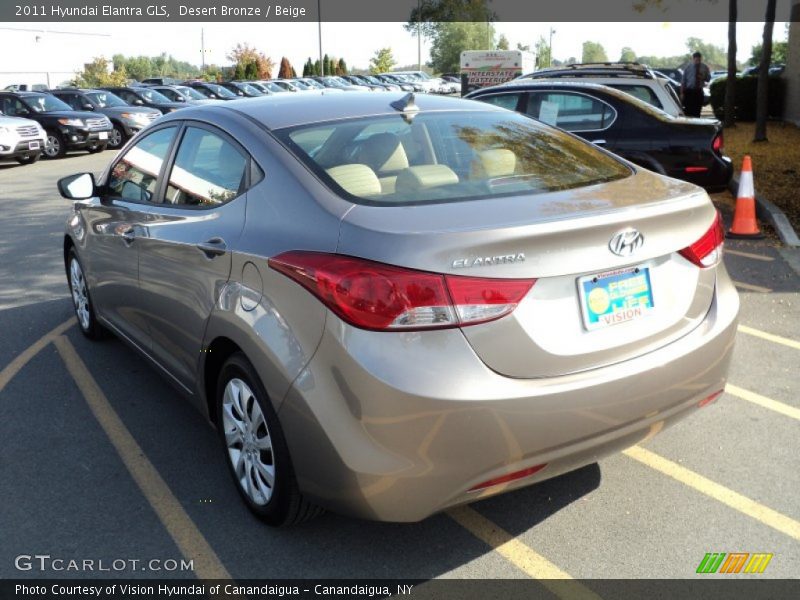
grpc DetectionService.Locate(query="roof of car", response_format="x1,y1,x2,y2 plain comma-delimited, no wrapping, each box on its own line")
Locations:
473,80,647,105
520,62,656,80
166,91,505,130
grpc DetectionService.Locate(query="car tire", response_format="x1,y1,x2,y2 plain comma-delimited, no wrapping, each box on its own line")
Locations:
66,248,107,340
43,130,66,159
216,353,322,526
87,142,108,154
108,125,126,149
16,152,41,165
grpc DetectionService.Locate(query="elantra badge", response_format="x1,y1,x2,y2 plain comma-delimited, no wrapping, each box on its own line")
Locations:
609,229,644,257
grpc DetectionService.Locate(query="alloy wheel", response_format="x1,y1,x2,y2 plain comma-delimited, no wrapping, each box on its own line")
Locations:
109,127,123,148
222,378,275,506
44,135,60,158
69,258,90,331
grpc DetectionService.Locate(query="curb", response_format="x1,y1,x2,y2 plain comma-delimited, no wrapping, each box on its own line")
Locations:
728,177,800,247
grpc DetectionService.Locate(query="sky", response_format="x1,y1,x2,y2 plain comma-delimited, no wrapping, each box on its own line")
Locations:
0,20,788,78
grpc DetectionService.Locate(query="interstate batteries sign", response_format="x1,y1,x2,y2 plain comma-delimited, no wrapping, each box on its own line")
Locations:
460,50,536,89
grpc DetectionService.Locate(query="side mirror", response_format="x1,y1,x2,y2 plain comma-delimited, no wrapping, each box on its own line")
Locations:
58,173,97,200
133,98,144,105
83,104,95,111
16,108,30,116
178,97,186,102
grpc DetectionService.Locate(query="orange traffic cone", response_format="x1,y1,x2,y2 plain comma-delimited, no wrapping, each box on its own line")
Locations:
727,155,764,239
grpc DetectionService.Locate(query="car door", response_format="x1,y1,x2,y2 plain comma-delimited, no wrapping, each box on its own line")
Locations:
135,123,250,390
80,124,180,348
522,91,618,147
57,92,86,112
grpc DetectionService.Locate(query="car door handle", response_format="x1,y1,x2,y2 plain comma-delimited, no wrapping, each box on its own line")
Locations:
592,140,607,145
196,237,227,257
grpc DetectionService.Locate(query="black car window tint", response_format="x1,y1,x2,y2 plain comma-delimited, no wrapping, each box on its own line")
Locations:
526,93,613,132
107,127,177,203
478,93,521,111
164,127,247,207
609,84,661,108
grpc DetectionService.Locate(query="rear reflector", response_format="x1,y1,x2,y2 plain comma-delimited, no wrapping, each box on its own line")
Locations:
712,132,724,154
685,166,709,173
268,251,536,331
679,211,724,268
468,464,548,492
698,389,725,408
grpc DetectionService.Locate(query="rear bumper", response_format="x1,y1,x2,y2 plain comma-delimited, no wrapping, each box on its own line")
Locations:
672,155,733,192
278,265,739,522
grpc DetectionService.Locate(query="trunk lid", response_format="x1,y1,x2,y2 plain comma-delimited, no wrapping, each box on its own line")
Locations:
337,169,718,378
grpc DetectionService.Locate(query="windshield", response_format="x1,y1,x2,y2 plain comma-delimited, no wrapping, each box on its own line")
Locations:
290,80,311,90
262,81,286,92
276,111,630,206
302,79,324,89
177,86,206,100
86,91,127,108
238,83,263,95
137,88,171,103
22,94,72,113
205,84,237,98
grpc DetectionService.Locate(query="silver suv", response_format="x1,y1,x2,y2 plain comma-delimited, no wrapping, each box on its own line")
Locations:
513,62,684,117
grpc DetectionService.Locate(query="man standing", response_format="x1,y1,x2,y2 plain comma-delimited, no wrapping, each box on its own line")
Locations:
681,52,711,117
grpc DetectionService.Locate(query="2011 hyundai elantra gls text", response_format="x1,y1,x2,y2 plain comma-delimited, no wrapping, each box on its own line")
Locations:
58,92,739,526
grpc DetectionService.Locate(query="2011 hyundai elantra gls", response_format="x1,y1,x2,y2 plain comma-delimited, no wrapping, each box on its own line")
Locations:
58,92,739,526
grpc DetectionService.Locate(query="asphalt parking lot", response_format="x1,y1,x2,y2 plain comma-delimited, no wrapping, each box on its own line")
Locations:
0,151,798,590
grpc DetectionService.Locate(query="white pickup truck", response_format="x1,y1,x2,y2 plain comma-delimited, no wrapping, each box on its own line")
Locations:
0,112,46,165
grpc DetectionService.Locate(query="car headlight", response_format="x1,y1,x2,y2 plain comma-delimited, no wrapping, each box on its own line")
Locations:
168,107,180,113
121,112,150,124
0,126,9,134
58,118,84,126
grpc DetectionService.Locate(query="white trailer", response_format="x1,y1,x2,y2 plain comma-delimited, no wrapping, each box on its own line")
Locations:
459,50,536,93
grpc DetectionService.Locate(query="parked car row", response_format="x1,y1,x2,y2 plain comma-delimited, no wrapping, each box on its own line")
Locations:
465,73,732,190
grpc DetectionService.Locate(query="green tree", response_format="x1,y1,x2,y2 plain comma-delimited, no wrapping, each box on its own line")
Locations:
516,42,531,52
337,58,348,75
497,34,509,50
369,47,396,74
313,59,321,75
534,35,551,68
582,41,608,63
73,57,129,87
429,22,495,74
244,61,258,80
323,53,331,76
619,47,637,62
686,37,727,67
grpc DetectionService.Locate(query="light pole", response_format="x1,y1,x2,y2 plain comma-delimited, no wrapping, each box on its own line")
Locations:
549,27,556,67
318,0,323,75
417,0,421,71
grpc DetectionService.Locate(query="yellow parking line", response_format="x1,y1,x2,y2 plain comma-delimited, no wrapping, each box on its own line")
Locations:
724,249,774,262
726,384,800,422
0,318,74,394
623,446,800,542
732,281,772,293
738,325,800,351
447,506,602,600
53,335,232,580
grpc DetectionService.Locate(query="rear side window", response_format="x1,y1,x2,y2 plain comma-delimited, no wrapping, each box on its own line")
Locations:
524,92,616,132
607,84,662,108
275,110,630,206
107,126,177,202
164,127,247,207
477,93,522,111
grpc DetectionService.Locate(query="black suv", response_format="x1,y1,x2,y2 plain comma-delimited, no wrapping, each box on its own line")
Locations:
50,88,161,149
100,86,186,115
0,91,112,158
466,81,732,191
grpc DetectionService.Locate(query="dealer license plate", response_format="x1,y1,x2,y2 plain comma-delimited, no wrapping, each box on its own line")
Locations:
28,141,40,150
578,265,655,330
98,131,108,140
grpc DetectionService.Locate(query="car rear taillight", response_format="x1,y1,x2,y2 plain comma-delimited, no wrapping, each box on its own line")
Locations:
679,211,724,267
268,251,536,331
468,464,547,492
712,132,723,154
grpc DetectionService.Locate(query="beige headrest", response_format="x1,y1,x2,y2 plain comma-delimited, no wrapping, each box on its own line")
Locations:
356,133,409,173
396,165,459,193
479,149,516,178
326,164,381,197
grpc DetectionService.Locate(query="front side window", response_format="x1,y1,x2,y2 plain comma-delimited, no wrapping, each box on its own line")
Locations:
86,91,126,108
107,126,177,202
275,110,630,206
137,89,171,104
163,127,247,207
156,88,179,101
524,93,616,132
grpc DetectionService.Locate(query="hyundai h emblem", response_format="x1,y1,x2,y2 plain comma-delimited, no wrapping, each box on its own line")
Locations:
609,229,644,257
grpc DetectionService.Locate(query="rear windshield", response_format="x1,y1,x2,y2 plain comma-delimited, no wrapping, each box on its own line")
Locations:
274,110,631,206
